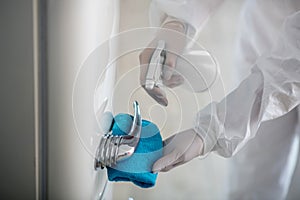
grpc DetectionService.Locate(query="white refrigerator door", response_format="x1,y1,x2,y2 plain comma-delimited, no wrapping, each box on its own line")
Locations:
47,0,119,199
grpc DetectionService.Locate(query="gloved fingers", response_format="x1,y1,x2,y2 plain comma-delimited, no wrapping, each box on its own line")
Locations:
159,159,184,172
139,45,163,85
161,132,194,157
139,48,154,85
162,134,176,146
157,142,199,173
139,21,186,106
162,130,195,152
152,149,182,173
153,130,204,173
141,64,183,105
144,85,168,106
159,165,173,172
163,74,184,88
162,52,177,80
139,47,169,106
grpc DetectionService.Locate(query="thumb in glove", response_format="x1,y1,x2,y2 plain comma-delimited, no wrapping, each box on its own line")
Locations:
152,129,203,172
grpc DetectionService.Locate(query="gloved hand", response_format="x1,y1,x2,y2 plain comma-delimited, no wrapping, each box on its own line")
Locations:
152,129,204,172
139,17,187,106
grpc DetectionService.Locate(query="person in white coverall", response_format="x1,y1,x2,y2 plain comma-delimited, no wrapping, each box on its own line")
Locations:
139,0,300,199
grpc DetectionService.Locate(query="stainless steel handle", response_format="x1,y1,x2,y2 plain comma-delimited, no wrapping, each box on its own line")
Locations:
94,101,142,170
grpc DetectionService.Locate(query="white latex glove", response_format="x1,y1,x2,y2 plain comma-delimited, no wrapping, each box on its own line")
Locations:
152,129,204,172
139,17,187,106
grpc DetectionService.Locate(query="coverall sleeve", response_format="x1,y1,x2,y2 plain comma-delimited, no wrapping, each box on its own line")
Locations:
195,11,300,157
149,0,224,38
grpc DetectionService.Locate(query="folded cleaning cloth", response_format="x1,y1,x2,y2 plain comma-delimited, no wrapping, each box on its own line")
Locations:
107,113,163,188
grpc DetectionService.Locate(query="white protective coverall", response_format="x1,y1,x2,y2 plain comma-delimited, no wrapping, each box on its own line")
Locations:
150,0,300,199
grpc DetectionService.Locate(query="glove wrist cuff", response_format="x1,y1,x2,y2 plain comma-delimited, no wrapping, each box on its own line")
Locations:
193,126,216,157
161,16,187,34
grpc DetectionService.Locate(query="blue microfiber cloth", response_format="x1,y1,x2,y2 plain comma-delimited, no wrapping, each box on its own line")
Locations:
107,113,163,188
